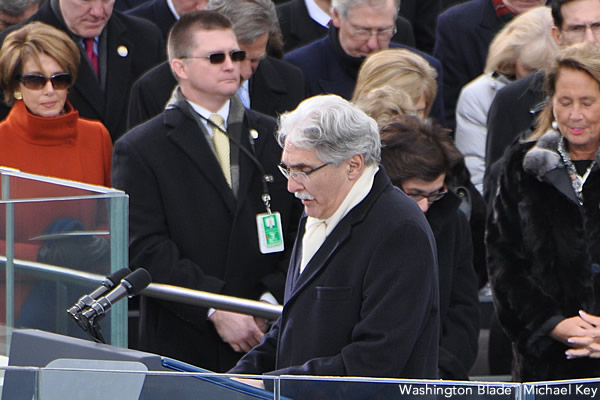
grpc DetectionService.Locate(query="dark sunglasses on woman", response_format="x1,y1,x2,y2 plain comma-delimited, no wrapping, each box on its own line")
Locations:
17,73,72,90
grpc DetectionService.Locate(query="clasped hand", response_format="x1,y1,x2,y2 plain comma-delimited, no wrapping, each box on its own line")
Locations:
551,310,600,359
209,309,269,353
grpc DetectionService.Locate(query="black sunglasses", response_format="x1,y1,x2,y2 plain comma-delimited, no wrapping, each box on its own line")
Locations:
184,50,246,64
17,73,72,90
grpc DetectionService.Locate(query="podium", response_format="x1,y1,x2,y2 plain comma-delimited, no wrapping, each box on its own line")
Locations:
2,329,281,399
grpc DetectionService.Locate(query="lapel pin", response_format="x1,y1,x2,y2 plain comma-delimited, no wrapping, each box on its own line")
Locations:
117,45,128,57
250,129,259,139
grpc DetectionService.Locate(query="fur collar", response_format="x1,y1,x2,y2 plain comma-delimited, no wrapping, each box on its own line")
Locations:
523,129,563,178
523,129,600,178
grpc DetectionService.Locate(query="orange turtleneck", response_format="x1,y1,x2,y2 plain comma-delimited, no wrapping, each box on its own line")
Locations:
0,100,112,186
0,100,114,323
0,99,113,259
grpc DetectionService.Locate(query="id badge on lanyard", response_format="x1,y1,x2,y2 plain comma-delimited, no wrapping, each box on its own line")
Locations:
256,212,284,253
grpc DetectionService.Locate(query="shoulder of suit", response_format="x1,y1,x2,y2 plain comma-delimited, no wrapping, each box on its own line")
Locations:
123,108,179,139
111,10,164,38
276,0,292,15
439,0,482,19
125,0,156,17
133,61,173,91
284,36,329,64
260,57,304,78
396,16,412,32
244,108,277,127
495,71,542,101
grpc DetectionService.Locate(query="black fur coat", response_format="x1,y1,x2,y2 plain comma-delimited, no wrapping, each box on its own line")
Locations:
487,129,600,381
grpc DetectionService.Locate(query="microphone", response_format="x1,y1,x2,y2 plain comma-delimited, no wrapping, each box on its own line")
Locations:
67,267,132,319
81,268,152,321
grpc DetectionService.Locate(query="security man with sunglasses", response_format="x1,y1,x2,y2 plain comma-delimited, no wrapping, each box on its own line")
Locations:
126,0,307,130
112,10,302,372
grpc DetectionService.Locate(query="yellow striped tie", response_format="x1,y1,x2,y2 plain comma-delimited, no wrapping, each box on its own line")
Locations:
209,114,231,187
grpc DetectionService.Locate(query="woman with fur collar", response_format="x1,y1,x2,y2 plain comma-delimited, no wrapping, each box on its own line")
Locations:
487,42,600,381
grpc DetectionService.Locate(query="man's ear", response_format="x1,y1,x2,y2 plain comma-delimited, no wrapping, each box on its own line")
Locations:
347,154,365,180
170,58,187,81
331,8,342,29
551,25,564,47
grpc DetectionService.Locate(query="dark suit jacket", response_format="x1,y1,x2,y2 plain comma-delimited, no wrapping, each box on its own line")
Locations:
485,71,545,169
127,0,175,39
112,101,302,372
127,56,307,128
0,2,165,141
284,34,446,124
276,0,328,53
399,0,441,54
433,0,505,131
115,0,149,11
231,169,440,386
427,193,480,380
484,71,545,203
277,0,415,53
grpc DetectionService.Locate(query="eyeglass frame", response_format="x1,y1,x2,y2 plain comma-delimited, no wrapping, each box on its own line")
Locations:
182,50,246,65
278,161,331,183
400,186,448,204
16,73,72,90
346,20,397,41
561,21,600,39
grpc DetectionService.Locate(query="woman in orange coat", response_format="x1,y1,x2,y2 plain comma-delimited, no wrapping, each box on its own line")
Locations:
0,22,113,327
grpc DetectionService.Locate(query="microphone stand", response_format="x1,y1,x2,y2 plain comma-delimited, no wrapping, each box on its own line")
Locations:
74,311,106,344
87,315,106,344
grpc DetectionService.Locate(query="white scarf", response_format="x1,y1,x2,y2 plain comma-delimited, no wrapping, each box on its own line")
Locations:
300,165,378,273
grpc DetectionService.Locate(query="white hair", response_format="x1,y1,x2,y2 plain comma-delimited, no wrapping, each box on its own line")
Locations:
277,95,381,166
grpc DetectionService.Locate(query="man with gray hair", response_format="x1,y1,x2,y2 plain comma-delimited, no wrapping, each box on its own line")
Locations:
127,0,306,128
230,94,440,386
283,0,446,124
275,0,415,53
0,0,42,31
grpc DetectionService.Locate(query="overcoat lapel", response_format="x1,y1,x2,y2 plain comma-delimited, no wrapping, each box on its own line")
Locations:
103,16,134,137
291,220,351,294
165,109,237,213
284,170,390,304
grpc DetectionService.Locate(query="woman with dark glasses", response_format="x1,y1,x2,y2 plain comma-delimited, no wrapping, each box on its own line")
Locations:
0,22,113,333
0,21,112,186
379,116,480,381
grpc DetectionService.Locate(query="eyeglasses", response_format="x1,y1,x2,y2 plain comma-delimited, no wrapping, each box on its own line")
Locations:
17,73,72,90
562,22,600,40
278,161,331,184
347,21,397,41
183,50,246,64
402,187,447,204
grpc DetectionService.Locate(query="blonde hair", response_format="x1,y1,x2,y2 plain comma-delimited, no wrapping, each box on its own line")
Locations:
352,48,437,117
353,86,416,127
531,42,600,140
485,6,557,77
0,21,80,105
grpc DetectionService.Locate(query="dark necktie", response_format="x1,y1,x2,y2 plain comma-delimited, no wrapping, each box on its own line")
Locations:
84,38,98,77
